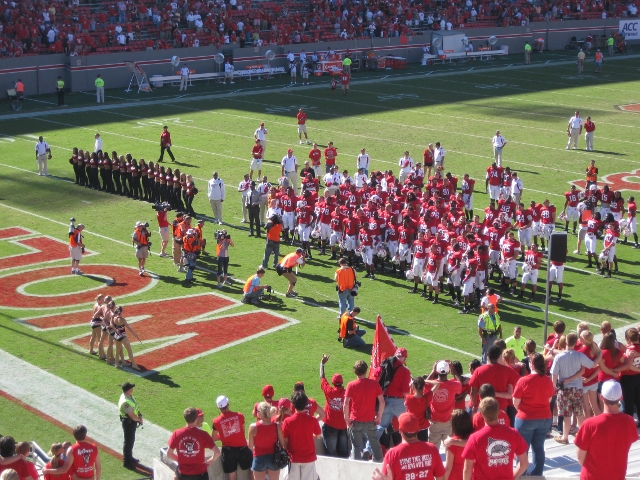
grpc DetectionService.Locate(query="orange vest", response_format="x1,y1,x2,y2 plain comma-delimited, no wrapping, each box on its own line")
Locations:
481,294,500,313
586,166,597,182
335,267,355,292
244,274,258,293
15,81,24,93
595,52,603,61
183,234,199,252
267,223,283,242
195,225,204,241
281,252,301,269
69,229,80,247
339,312,353,339
134,230,148,245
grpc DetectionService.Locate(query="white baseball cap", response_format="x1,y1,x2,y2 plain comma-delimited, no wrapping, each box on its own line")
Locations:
216,395,229,408
601,380,622,402
436,360,450,375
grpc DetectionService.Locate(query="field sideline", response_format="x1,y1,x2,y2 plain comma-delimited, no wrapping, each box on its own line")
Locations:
1,52,639,478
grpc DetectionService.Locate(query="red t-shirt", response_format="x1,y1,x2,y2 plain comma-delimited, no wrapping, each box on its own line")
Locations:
345,377,383,422
340,73,350,85
469,364,518,411
212,411,248,447
382,441,445,480
472,410,509,431
404,394,431,430
598,349,623,382
71,441,98,479
320,378,347,429
160,130,172,147
0,458,32,480
512,374,555,420
252,421,277,457
429,379,462,423
282,411,321,463
384,360,411,397
576,345,599,385
168,426,214,475
574,413,639,480
43,460,71,480
297,112,307,125
446,440,466,480
462,424,528,480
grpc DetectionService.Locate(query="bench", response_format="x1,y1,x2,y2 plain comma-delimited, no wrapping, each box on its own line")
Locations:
423,49,506,64
150,67,286,87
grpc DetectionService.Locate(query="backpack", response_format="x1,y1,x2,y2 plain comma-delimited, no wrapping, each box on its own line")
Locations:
378,356,399,391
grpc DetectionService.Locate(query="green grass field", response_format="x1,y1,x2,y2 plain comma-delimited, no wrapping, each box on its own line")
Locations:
1,51,639,478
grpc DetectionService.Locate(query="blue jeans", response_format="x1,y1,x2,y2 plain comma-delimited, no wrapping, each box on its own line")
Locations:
184,253,196,281
514,417,552,476
338,288,354,315
322,423,349,458
377,396,407,437
119,11,126,23
343,329,366,348
349,421,382,461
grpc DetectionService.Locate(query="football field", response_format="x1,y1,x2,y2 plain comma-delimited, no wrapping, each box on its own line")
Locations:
1,52,639,478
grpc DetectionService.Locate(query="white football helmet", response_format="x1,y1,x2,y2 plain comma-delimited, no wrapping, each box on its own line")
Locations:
619,219,631,237
522,263,532,274
558,211,567,221
577,202,587,214
310,227,321,239
598,251,607,262
391,254,401,265
405,269,415,281
376,244,388,259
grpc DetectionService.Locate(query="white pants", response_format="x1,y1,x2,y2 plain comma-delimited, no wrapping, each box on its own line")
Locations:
567,127,580,148
345,235,357,251
489,249,500,265
319,222,331,240
285,462,317,480
37,153,48,175
567,206,579,222
329,231,342,246
585,233,597,254
361,246,373,265
630,217,637,234
298,224,311,241
411,257,424,278
463,194,473,211
96,86,104,103
494,146,503,166
489,185,501,200
585,131,594,151
282,212,295,231
387,240,399,258
602,246,616,263
398,243,412,263
599,206,610,219
449,268,461,287
423,271,438,287
462,277,476,295
504,258,517,278
475,271,486,290
522,268,539,285
241,197,249,221
287,171,299,192
542,224,555,242
180,75,188,90
549,264,564,284
518,228,532,247
531,221,541,237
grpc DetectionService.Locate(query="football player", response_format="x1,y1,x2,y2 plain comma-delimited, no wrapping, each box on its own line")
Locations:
519,244,543,300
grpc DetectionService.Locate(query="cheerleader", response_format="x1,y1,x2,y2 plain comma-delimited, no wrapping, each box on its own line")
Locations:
140,159,150,201
124,154,134,197
181,172,189,212
89,294,104,355
70,147,80,184
89,152,100,190
103,152,113,193
159,165,167,203
98,298,115,363
166,167,175,207
185,174,198,216
112,308,141,370
173,168,185,211
111,151,121,194
98,152,106,190
152,163,161,203
119,156,129,196
83,150,92,189
130,158,141,200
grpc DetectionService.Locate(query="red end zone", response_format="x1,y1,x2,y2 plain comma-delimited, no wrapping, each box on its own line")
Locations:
0,227,34,239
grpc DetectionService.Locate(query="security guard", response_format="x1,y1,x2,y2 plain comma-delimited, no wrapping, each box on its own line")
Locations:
607,35,614,55
342,54,352,74
477,303,502,364
56,76,65,105
119,381,142,469
95,74,105,103
524,42,531,64
182,227,200,283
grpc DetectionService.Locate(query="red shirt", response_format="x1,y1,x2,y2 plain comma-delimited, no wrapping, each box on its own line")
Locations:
574,413,638,480
598,349,623,382
384,360,411,397
297,112,307,125
382,441,445,480
446,440,466,480
70,441,98,479
540,205,556,225
470,364,518,411
428,379,462,423
576,345,600,385
282,411,321,463
404,394,431,430
252,421,277,457
462,424,528,480
472,410,509,431
308,148,321,166
512,374,555,420
486,166,503,186
168,426,215,475
160,130,172,147
43,460,71,480
340,73,350,85
252,144,264,159
565,191,581,207
212,411,248,447
320,378,347,429
345,377,383,422
324,146,337,165
584,120,596,133
0,458,32,480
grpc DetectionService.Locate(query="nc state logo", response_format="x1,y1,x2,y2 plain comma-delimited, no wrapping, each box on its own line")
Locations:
571,169,640,192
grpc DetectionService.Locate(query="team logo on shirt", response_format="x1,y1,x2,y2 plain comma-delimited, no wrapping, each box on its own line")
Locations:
178,437,201,457
433,388,449,402
570,168,640,192
486,438,511,466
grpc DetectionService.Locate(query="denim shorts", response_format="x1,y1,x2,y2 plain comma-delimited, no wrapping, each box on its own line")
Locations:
251,453,277,472
583,383,598,393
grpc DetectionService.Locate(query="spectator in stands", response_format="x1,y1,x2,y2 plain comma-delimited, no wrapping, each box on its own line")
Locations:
0,437,36,480
248,402,283,480
212,396,252,480
167,407,219,479
426,360,462,450
470,345,519,417
282,392,322,480
378,348,411,439
320,354,348,458
0,471,19,480
41,425,101,479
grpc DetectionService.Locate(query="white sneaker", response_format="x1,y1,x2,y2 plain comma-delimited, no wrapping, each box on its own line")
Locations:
573,249,580,254
218,220,223,225
566,147,570,150
217,282,222,289
230,81,235,84
300,140,303,144
306,140,311,144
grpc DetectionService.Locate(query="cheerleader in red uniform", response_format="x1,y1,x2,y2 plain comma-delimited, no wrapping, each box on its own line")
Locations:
173,168,185,211
185,174,198,216
140,159,150,201
119,156,130,196
70,147,80,184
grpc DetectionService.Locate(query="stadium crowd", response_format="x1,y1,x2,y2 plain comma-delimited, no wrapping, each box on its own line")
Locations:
0,0,636,56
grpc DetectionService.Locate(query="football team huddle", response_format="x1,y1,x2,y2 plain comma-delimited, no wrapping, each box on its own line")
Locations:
267,148,637,313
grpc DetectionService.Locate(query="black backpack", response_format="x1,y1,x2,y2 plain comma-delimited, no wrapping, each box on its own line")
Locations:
378,356,399,391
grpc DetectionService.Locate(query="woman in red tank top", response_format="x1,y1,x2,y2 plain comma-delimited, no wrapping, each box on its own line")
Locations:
248,401,285,480
43,443,71,480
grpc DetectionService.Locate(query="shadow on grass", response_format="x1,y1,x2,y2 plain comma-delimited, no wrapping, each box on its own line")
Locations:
144,371,181,389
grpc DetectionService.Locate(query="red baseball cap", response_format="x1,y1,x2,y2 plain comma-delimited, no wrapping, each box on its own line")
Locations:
262,384,275,397
398,412,419,434
277,398,291,409
331,373,343,385
195,408,204,417
395,347,408,358
287,148,293,153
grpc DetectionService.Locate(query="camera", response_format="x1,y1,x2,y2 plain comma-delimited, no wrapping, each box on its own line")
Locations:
216,230,231,240
143,222,149,228
351,281,362,297
265,286,272,293
270,215,282,225
152,202,172,212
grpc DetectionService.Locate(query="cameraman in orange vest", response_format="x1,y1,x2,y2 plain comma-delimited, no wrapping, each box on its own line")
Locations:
277,248,305,297
262,214,283,269
132,221,151,276
339,307,366,348
242,267,270,305
182,227,200,283
69,224,85,275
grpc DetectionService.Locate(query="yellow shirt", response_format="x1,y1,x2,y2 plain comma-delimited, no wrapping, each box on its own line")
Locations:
95,78,105,87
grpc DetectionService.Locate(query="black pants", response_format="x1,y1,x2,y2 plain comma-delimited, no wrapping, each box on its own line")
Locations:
506,405,517,427
131,176,141,198
248,205,261,236
56,88,64,105
174,189,185,211
73,163,80,184
159,145,175,162
621,374,640,418
121,417,137,464
113,171,122,194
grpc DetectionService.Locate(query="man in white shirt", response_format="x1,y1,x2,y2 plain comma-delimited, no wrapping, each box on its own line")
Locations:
566,111,583,150
179,64,189,91
207,172,225,224
254,122,268,155
492,130,507,166
299,50,307,74
117,33,126,45
354,169,368,189
357,147,370,175
433,142,446,171
94,133,103,153
323,166,341,197
281,149,299,192
510,172,523,205
224,61,234,84
287,51,295,63
238,173,252,223
398,151,414,183
35,136,51,176
195,18,203,32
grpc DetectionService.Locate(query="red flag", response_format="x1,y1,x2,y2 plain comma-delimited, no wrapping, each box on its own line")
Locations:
369,315,397,380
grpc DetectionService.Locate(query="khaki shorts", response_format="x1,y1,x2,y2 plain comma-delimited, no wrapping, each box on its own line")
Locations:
159,226,170,242
283,271,297,284
297,124,307,134
69,246,83,261
136,246,149,259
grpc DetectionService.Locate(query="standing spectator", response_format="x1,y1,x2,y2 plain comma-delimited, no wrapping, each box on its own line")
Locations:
167,407,220,478
324,142,338,174
341,70,350,95
461,398,529,480
566,111,583,150
224,60,235,84
470,345,518,417
443,410,474,480
335,257,356,315
179,63,189,91
40,426,101,479
156,204,170,257
216,231,234,288
207,172,225,225
262,214,283,269
510,172,523,206
433,142,446,171
426,360,462,450
0,436,36,480
237,174,251,223
398,151,414,184
282,392,322,480
491,130,507,167
378,348,412,438
319,354,349,458
56,76,65,105
281,149,299,193
577,48,585,73
297,108,311,145
477,303,502,364
343,360,385,462
158,125,176,162
248,402,283,480
373,413,445,480
575,380,639,480
357,148,370,176
550,332,601,445
594,49,603,73
95,74,105,103
69,223,85,275
212,396,253,480
246,182,262,237
35,135,52,176
505,326,527,361
584,116,596,151
524,41,531,64
254,122,268,157
132,222,150,276
513,353,555,476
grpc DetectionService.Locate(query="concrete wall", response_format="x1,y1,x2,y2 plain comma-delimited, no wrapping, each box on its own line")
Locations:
0,18,620,96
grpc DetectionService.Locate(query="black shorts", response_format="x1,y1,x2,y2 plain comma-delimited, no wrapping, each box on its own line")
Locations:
221,446,252,473
177,472,208,480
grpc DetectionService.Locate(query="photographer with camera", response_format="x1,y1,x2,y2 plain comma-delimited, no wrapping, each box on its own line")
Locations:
216,230,234,288
242,267,270,305
182,227,201,283
154,202,171,257
335,257,358,316
132,222,151,276
276,248,306,298
172,212,186,272
262,214,283,269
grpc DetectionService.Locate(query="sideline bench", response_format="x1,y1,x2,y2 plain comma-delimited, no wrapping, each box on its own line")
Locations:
424,49,506,64
150,67,286,87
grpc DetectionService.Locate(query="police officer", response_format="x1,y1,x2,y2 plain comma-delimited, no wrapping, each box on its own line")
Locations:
56,76,65,105
477,303,502,364
119,381,142,469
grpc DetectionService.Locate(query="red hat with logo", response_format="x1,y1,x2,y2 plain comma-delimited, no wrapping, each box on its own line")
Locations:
395,347,408,358
398,413,420,434
262,384,275,397
331,373,343,385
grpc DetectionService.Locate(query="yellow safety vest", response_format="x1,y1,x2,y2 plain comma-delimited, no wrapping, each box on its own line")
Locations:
57,80,65,89
119,393,140,418
607,37,614,46
343,57,352,66
524,44,531,52
480,312,501,334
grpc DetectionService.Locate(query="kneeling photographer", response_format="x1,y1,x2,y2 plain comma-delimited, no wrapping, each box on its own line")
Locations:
216,229,234,288
242,267,271,305
153,201,172,257
335,257,360,315
132,221,151,276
